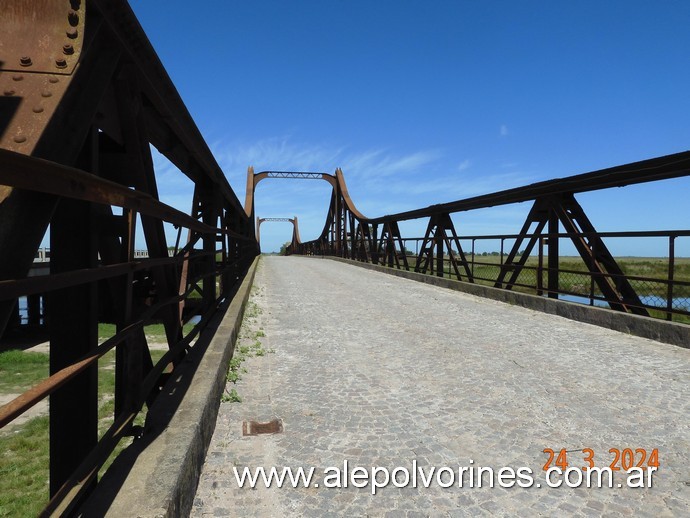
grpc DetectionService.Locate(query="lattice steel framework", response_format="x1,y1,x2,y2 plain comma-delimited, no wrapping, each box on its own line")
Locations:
292,154,690,320
0,1,257,514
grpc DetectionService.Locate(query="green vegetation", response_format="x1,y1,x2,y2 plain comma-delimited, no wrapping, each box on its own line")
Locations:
0,350,49,393
279,242,291,256
222,301,273,403
98,322,196,341
221,388,242,403
0,416,49,517
409,254,690,322
425,255,690,294
0,347,166,516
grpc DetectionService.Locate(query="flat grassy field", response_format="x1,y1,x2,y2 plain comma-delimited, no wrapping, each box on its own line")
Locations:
408,255,690,322
0,344,167,517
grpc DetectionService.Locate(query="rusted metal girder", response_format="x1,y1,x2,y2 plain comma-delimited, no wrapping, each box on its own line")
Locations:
255,216,297,251
368,150,690,224
0,1,257,514
243,167,337,246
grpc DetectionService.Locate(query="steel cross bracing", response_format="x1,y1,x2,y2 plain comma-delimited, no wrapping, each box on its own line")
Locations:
255,217,300,251
262,171,327,179
0,1,257,514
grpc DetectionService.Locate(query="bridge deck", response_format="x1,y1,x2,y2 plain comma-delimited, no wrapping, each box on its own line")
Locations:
192,256,689,516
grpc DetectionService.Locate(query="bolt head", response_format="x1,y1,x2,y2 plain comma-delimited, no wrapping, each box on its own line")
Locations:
68,10,79,26
63,44,74,55
66,28,78,39
55,58,67,69
19,56,32,66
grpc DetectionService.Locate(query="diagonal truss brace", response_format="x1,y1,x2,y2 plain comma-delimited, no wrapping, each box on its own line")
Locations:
414,213,474,281
494,194,648,315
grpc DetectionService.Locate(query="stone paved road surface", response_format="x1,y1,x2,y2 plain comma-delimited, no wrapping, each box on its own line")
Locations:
192,256,690,517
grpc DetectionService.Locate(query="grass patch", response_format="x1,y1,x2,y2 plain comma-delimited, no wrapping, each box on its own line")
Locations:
222,303,273,402
0,416,50,517
0,350,49,393
98,322,197,341
414,254,690,320
0,347,168,515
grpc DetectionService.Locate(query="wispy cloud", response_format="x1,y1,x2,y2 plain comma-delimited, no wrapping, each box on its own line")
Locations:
209,136,445,199
147,135,543,251
500,124,509,137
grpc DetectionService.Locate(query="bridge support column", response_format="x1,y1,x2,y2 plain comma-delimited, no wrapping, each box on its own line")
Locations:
547,207,560,299
27,294,41,327
49,195,98,499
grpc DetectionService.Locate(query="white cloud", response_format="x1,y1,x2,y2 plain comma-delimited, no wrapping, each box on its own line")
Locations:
145,135,546,252
500,124,509,137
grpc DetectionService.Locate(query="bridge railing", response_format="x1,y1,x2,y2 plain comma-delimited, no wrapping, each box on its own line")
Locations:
291,153,690,324
0,1,257,515
366,231,690,322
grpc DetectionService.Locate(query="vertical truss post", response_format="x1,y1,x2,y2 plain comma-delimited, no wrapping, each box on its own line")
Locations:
335,184,342,256
370,224,379,264
199,185,220,311
436,226,444,277
537,237,545,296
414,213,472,281
547,206,560,299
48,130,99,499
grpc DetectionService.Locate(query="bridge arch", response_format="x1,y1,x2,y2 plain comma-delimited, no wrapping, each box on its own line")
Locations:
255,216,301,252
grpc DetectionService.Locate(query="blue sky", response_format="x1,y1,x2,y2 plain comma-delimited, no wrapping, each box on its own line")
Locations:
129,0,690,255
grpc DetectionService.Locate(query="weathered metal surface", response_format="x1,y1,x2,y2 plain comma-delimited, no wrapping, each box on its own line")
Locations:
293,157,690,322
0,1,257,514
242,418,284,436
255,216,296,247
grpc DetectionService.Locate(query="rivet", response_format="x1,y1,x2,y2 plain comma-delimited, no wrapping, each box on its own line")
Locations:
4,90,15,96
12,74,23,81
49,77,59,84
68,10,79,26
55,58,68,69
19,56,32,67
33,106,44,113
13,136,27,144
63,44,74,55
41,90,53,98
66,28,78,39
70,0,81,9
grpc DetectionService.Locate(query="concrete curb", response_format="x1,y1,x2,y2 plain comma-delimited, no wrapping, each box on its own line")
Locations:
82,256,260,517
326,256,690,349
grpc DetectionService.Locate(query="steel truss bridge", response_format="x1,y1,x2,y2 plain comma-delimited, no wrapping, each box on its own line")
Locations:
0,1,688,515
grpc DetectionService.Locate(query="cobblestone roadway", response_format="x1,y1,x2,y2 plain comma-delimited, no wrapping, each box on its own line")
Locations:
192,256,690,517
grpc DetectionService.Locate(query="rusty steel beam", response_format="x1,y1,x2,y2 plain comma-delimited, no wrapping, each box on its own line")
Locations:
369,150,690,224
261,171,329,179
0,1,258,514
296,156,690,321
243,167,338,248
0,148,252,238
256,216,297,251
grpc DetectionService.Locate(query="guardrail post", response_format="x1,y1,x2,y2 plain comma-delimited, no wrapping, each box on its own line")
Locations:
667,235,676,321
